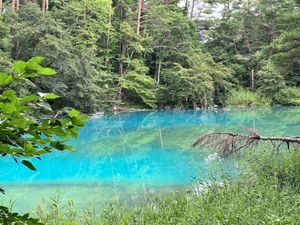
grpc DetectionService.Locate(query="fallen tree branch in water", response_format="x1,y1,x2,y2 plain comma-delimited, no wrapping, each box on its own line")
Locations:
192,132,300,156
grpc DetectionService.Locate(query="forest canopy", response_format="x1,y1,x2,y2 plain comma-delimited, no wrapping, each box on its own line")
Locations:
0,0,299,113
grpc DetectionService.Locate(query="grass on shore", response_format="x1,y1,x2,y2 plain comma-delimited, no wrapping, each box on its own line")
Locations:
32,149,300,225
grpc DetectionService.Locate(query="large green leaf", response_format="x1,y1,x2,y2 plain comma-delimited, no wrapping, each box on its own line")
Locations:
20,95,40,105
69,109,80,117
37,68,56,76
0,103,17,114
27,56,45,66
0,73,13,86
13,61,27,73
38,92,60,100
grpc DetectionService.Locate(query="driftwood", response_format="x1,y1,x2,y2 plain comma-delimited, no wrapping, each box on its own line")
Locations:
193,131,300,156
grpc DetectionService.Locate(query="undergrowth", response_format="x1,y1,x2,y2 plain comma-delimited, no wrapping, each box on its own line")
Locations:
226,90,271,108
31,149,300,225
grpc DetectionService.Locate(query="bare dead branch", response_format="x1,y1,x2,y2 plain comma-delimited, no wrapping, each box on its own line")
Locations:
193,132,300,156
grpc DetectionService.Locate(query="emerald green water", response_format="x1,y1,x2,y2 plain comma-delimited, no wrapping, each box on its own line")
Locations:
1,107,300,213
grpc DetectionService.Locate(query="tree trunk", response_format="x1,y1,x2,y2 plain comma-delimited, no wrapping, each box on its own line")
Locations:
16,40,20,59
84,0,87,20
137,0,143,34
105,3,112,71
184,0,188,11
251,69,255,90
42,0,46,14
119,7,125,75
270,22,277,41
154,57,162,84
190,0,196,19
119,41,126,75
11,0,15,13
16,0,19,10
204,94,208,109
0,0,2,14
233,41,239,55
193,102,197,110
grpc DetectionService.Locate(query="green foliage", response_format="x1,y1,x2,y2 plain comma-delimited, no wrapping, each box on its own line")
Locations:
159,50,233,109
274,87,300,106
248,150,300,193
226,89,271,107
99,150,300,225
0,57,87,169
204,0,300,93
257,61,286,97
0,206,43,225
0,0,299,112
122,72,157,108
258,2,300,86
1,2,117,113
0,57,88,224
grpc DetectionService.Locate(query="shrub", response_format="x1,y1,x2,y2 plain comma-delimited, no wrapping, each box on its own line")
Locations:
257,61,286,97
35,150,300,225
99,150,300,225
225,89,271,107
274,87,300,106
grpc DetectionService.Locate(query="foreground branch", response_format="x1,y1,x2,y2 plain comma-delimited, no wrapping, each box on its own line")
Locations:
193,132,300,156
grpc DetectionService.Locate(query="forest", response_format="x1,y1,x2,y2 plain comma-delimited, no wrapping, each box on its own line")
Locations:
0,0,300,224
1,0,299,113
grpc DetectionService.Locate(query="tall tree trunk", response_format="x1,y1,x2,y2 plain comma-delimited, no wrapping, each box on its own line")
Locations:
119,40,126,75
154,57,162,84
251,69,255,90
16,40,20,59
204,94,208,109
270,22,277,41
11,0,15,13
84,0,87,20
184,0,188,12
137,0,143,34
105,3,112,71
42,0,46,14
16,0,19,10
233,41,239,54
190,0,196,19
0,0,2,14
119,7,125,75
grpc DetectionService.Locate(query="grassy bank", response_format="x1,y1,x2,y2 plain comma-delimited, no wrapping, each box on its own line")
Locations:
32,149,300,225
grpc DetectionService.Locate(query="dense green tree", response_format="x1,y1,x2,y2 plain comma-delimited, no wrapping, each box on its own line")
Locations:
0,0,298,111
257,60,285,97
258,0,300,85
1,3,117,113
159,50,232,108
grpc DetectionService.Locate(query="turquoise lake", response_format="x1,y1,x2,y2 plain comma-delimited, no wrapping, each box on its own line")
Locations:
1,107,300,213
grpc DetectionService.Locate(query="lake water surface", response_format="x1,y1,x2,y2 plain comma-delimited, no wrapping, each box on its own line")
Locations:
1,107,300,213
